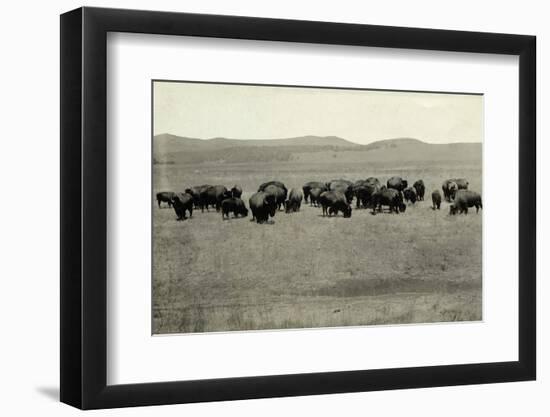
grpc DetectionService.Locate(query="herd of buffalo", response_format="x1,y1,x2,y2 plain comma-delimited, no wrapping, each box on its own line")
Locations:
156,176,482,223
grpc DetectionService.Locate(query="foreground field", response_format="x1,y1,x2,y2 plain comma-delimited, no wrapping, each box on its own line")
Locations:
153,161,482,334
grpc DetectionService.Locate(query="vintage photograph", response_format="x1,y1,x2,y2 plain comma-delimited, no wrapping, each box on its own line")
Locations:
152,80,483,334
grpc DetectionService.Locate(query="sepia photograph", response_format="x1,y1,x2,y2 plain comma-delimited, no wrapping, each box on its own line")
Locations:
152,80,483,335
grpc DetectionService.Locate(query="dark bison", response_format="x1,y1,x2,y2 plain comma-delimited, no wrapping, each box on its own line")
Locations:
413,180,425,201
365,177,381,187
249,191,277,223
327,179,354,204
258,181,287,193
185,184,210,208
354,184,380,209
442,180,459,202
200,185,231,212
284,188,303,213
352,180,368,208
230,185,243,198
318,191,352,218
432,190,442,210
302,181,327,203
442,178,468,201
221,197,248,219
309,187,324,207
263,184,287,210
371,188,406,214
387,176,408,192
403,187,417,204
156,191,175,208
454,178,469,190
449,190,482,215
172,193,193,220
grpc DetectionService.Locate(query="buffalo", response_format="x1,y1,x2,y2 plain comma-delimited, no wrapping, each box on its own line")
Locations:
284,188,303,213
259,181,287,194
263,184,287,210
221,197,248,219
172,193,193,220
230,185,243,198
327,179,354,204
318,190,352,218
185,184,210,208
354,184,380,208
442,180,459,202
309,187,324,207
249,191,277,223
200,185,231,212
454,178,469,190
413,180,425,201
403,187,417,204
432,190,442,210
365,177,381,187
156,191,175,208
387,176,408,192
371,188,406,214
442,178,468,201
449,190,482,215
302,181,327,203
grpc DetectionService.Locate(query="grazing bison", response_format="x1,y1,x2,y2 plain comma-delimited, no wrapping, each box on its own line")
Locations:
371,188,406,214
284,188,303,213
258,181,287,194
185,184,210,208
449,190,482,215
200,185,231,212
309,187,324,207
327,179,354,204
221,197,248,219
318,191,352,218
432,190,442,210
172,193,193,220
454,178,469,190
249,191,277,223
302,181,327,203
387,176,408,192
442,178,468,201
403,187,417,204
263,184,287,210
352,180,368,208
413,180,425,201
230,185,243,198
354,184,380,209
156,191,175,208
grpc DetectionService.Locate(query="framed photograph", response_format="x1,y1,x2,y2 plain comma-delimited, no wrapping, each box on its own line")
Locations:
60,7,536,409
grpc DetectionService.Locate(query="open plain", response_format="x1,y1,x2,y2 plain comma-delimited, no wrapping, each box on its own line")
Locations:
152,136,482,334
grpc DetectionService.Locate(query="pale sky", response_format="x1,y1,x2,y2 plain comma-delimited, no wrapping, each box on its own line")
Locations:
153,81,483,145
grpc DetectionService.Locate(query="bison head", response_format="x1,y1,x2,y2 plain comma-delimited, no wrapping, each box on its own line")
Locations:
284,200,292,213
449,204,458,215
399,203,406,213
343,205,352,218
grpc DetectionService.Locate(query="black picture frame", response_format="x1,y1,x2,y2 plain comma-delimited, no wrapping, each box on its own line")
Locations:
60,6,536,410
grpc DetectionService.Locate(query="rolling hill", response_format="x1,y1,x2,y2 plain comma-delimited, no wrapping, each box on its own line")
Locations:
153,134,481,165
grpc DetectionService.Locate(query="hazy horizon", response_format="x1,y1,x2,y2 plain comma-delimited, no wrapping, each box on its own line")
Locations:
153,81,483,145
154,132,482,146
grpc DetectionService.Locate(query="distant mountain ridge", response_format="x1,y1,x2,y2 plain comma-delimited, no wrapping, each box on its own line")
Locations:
153,134,481,165
154,133,359,149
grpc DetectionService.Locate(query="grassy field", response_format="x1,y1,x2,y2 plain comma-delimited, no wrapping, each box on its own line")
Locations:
152,160,482,334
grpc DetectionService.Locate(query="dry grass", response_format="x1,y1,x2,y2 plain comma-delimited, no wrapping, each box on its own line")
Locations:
152,160,482,334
